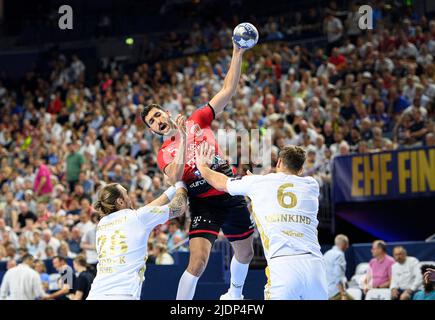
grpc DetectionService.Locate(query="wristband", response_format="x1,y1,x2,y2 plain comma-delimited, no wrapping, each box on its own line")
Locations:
163,186,176,201
175,181,187,190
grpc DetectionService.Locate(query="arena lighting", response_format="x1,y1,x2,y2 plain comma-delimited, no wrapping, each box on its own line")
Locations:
125,37,134,45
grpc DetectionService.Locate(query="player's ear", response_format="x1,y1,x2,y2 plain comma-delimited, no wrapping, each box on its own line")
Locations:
276,158,282,169
116,197,124,207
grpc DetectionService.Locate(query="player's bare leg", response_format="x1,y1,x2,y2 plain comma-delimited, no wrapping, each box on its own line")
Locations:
176,237,212,300
221,235,254,300
186,238,212,277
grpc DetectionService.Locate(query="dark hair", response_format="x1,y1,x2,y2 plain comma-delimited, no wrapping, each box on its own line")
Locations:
53,255,66,263
278,146,306,173
93,183,123,218
421,264,435,274
74,255,87,267
141,104,164,127
21,253,34,263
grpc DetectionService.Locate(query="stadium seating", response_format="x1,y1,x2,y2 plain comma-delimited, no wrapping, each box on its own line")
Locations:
346,288,362,300
365,289,391,300
348,262,369,289
355,263,369,275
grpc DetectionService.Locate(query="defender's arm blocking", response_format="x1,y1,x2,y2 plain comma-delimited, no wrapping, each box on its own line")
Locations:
168,187,188,219
195,142,255,196
195,143,230,192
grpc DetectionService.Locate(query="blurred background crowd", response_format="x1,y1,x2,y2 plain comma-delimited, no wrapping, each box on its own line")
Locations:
0,0,434,299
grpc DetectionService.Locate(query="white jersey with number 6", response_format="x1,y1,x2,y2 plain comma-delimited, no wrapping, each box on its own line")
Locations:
226,172,322,261
87,205,169,300
227,172,327,300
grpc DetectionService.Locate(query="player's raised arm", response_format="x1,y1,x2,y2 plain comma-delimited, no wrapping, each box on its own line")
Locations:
209,41,246,115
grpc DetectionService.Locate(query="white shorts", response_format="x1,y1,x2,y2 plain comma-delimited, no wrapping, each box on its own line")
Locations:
264,254,328,300
86,280,143,300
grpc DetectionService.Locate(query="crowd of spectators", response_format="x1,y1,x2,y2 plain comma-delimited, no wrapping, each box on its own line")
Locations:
324,236,435,300
0,1,434,299
138,4,324,61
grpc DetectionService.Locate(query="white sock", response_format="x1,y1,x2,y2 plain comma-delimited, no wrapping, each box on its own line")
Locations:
228,257,249,298
176,271,199,300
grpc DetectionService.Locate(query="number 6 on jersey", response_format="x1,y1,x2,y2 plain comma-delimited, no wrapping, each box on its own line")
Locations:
277,183,297,209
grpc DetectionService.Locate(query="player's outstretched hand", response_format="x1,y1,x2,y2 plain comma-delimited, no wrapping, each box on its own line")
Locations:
232,37,246,56
195,142,215,168
176,114,187,137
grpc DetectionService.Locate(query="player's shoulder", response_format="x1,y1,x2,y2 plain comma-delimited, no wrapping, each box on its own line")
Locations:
231,173,266,183
304,176,320,188
308,177,320,190
97,209,130,225
290,174,320,188
160,137,177,150
135,205,168,223
241,172,294,184
188,103,215,120
260,172,284,182
273,172,318,184
138,205,167,215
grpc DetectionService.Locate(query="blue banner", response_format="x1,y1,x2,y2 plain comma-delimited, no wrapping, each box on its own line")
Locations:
332,146,435,203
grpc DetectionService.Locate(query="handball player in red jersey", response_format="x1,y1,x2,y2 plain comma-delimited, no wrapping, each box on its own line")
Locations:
140,41,254,300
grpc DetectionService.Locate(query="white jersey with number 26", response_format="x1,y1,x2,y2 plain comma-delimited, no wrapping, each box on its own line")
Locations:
226,172,322,261
87,205,169,299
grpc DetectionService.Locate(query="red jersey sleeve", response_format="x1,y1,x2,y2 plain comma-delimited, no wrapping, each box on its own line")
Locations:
188,104,215,128
157,142,174,172
157,148,168,172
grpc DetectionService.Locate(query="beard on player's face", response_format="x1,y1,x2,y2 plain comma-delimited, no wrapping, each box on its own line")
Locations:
148,109,172,136
152,119,171,135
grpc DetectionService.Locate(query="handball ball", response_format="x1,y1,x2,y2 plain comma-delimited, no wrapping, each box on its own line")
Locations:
233,22,259,49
